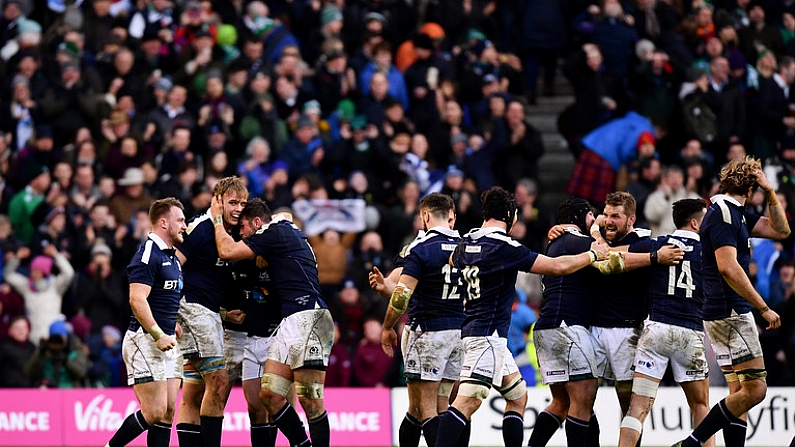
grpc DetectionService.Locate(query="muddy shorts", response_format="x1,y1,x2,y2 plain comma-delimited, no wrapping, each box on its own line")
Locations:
534,323,600,384
401,326,463,381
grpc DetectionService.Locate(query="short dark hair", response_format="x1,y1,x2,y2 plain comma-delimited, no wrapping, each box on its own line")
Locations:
481,186,517,230
149,197,183,226
240,198,272,223
419,192,455,219
672,198,707,229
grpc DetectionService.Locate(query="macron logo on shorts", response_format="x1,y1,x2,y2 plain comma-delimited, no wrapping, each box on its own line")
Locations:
547,370,565,376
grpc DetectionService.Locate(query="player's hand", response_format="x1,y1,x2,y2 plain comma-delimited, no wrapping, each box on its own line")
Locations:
210,194,224,219
755,168,773,192
256,255,268,269
155,334,177,352
381,327,397,357
761,308,781,330
369,266,387,294
591,240,609,261
657,245,684,265
547,224,567,241
175,323,183,339
226,309,246,324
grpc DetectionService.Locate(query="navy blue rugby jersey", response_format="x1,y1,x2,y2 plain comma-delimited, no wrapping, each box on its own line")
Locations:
242,216,326,316
701,195,761,320
223,265,247,333
592,228,652,328
401,226,463,331
452,227,538,338
537,228,602,330
127,233,183,336
176,210,236,313
647,230,704,331
394,231,425,270
234,259,282,337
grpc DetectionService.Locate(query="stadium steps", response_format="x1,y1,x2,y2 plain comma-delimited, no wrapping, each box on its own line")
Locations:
526,82,576,211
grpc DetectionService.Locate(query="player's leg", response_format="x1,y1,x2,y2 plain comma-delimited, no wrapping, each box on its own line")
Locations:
564,377,598,447
678,315,766,447
294,367,329,447
499,371,528,447
176,363,204,447
260,360,308,446
527,384,568,447
618,372,660,447
134,380,171,447
108,329,169,447
401,326,431,447
244,335,277,447
681,379,712,447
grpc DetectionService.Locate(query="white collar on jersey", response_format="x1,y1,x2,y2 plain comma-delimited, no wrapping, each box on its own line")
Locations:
671,229,700,241
147,232,170,250
427,226,460,237
466,226,505,239
710,194,741,207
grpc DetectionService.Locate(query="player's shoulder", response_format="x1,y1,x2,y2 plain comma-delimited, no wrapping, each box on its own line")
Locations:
185,210,212,235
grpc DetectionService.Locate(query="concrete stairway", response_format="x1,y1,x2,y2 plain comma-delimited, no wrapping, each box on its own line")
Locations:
527,92,577,211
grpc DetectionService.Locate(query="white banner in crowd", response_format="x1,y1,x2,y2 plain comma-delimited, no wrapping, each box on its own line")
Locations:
391,387,795,446
292,199,366,236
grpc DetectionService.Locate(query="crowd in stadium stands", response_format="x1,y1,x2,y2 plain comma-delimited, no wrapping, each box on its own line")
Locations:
2,0,795,389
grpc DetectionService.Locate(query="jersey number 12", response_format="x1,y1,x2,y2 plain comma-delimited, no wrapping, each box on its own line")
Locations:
441,264,460,300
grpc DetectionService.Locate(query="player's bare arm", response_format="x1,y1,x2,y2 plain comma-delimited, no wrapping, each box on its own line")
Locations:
381,274,418,357
751,169,791,239
130,282,176,351
531,239,609,275
370,266,402,298
210,194,256,261
715,245,781,329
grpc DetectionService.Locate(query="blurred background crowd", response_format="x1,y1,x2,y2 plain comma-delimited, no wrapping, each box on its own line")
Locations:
1,0,795,391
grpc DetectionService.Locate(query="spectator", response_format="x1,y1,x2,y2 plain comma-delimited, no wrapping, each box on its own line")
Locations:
109,167,154,226
516,0,566,102
559,43,627,155
707,56,746,158
4,245,75,345
75,242,127,333
26,319,87,388
738,2,784,66
359,41,409,110
86,324,123,387
626,157,661,229
8,163,51,244
353,318,392,387
326,323,352,387
310,229,358,301
490,100,545,188
0,316,35,387
644,164,702,236
755,55,795,161
567,112,656,207
0,283,24,341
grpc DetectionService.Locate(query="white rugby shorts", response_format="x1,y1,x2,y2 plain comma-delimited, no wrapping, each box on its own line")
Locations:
704,311,763,367
592,326,641,382
268,309,334,369
401,326,463,382
459,335,518,387
177,297,225,359
633,320,708,382
243,335,275,381
534,323,600,384
123,327,182,385
224,329,247,382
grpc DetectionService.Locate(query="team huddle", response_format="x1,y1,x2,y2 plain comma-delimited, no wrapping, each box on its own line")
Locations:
103,155,789,447
371,156,789,447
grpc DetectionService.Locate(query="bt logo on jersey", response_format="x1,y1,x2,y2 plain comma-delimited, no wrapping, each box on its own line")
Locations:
164,280,179,290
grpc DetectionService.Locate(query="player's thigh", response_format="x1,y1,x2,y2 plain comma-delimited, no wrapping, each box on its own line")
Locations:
704,312,763,368
268,309,333,369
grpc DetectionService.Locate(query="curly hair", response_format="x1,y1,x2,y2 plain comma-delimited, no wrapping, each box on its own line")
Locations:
213,176,248,199
718,156,761,196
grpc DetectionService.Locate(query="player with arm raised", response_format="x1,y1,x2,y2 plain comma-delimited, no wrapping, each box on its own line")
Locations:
211,197,333,447
674,158,789,447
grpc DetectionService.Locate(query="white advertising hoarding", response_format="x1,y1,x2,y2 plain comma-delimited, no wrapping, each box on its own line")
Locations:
391,387,795,446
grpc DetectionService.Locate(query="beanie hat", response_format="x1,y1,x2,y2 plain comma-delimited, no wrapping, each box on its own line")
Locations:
30,255,53,276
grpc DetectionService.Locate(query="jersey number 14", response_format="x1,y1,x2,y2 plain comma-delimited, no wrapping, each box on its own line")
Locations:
667,261,695,298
